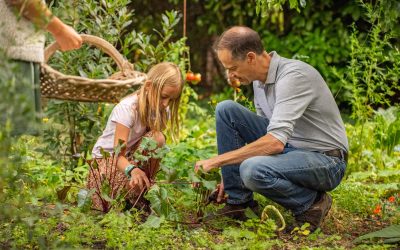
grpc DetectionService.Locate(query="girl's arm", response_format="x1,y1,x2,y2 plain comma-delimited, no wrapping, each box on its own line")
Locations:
114,123,150,191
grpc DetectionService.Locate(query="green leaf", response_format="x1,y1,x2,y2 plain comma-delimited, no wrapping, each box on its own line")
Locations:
384,237,400,244
223,227,256,240
164,167,178,183
354,225,400,244
142,215,164,228
244,207,258,219
78,189,95,210
146,185,162,215
114,139,126,155
300,222,310,231
100,147,110,158
160,187,168,200
100,193,113,202
201,179,217,191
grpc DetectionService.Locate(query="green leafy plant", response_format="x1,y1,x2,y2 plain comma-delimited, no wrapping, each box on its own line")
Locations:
346,107,400,174
84,138,168,213
256,0,307,14
188,168,220,219
333,0,400,172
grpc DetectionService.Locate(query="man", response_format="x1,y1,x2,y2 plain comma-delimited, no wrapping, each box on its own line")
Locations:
195,26,348,232
1,0,82,135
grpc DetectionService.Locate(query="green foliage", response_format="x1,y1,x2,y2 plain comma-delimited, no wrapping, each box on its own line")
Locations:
346,107,400,174
0,57,36,149
256,0,307,14
216,218,281,249
144,184,177,222
190,168,220,219
335,1,400,122
332,175,400,217
132,10,189,72
373,107,400,157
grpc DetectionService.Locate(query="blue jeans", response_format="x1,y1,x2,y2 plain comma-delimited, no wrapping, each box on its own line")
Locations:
216,100,346,215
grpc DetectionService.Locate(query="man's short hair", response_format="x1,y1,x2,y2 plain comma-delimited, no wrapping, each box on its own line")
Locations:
213,26,264,60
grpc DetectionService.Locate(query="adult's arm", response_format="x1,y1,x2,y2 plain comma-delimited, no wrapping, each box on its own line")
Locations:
5,0,82,51
195,133,284,172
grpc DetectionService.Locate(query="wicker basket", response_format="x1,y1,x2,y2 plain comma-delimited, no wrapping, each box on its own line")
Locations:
40,34,146,103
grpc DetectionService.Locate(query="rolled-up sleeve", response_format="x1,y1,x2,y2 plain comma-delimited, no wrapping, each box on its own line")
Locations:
267,71,314,145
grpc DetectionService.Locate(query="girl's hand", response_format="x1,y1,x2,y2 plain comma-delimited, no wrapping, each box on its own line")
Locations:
129,168,150,192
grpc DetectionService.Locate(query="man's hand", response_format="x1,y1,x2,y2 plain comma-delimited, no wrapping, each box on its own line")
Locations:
194,159,218,173
47,17,82,51
207,180,227,204
216,181,226,203
129,168,150,193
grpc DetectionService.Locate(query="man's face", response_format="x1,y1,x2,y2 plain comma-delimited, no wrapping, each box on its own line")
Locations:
217,49,254,85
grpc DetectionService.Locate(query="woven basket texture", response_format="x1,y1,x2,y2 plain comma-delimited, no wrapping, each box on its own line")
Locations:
40,34,146,103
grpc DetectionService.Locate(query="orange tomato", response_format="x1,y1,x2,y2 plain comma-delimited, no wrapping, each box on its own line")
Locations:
194,73,201,82
231,79,241,88
186,72,195,81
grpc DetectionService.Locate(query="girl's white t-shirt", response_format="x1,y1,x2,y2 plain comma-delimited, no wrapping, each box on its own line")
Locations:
92,95,147,158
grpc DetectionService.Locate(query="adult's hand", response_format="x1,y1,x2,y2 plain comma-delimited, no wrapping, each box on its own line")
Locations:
216,180,226,203
194,158,218,173
47,17,82,51
129,168,150,193
207,180,227,204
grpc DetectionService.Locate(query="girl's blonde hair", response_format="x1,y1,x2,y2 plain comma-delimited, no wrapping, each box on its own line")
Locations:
136,62,183,141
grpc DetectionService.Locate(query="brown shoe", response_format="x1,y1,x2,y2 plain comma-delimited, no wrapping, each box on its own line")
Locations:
291,192,332,232
205,200,260,221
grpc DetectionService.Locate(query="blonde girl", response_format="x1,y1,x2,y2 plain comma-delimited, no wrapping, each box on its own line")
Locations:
88,62,183,211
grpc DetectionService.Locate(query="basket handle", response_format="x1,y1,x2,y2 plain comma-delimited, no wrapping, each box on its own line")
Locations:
44,34,132,72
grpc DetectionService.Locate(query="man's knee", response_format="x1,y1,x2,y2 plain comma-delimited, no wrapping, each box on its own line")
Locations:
240,157,275,190
215,100,240,119
145,131,165,147
239,158,261,190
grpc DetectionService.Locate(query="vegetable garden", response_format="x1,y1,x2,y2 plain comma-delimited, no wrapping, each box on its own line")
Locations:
1,0,399,249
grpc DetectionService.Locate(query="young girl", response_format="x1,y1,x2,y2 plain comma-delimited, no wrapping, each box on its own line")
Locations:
88,62,183,211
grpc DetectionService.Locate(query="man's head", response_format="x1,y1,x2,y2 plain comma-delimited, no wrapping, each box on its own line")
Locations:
213,26,267,85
